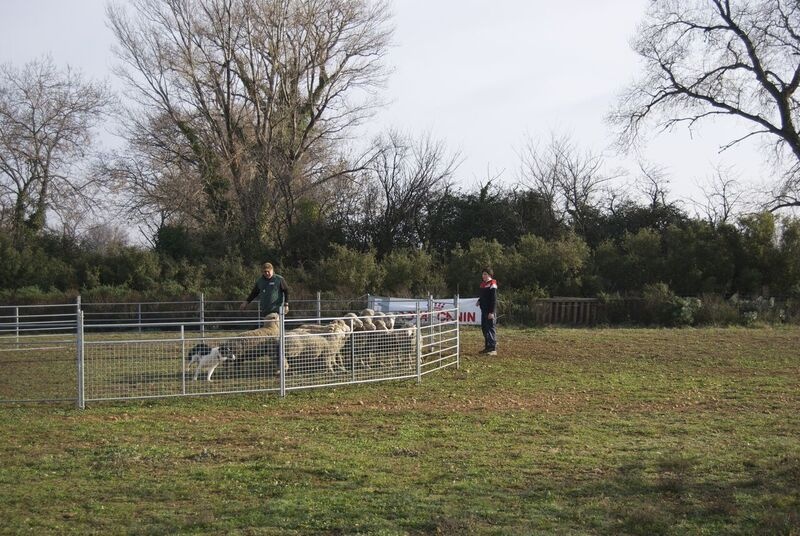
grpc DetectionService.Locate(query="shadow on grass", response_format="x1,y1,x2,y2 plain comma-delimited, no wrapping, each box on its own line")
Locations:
570,452,800,535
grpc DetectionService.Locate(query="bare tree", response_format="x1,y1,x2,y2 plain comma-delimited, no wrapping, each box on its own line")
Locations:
519,133,615,233
81,222,131,253
695,165,745,225
0,57,112,240
106,0,392,247
635,161,679,210
610,0,800,210
518,133,563,227
358,130,458,257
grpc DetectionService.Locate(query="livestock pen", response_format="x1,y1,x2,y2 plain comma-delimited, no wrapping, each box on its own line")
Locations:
0,297,460,408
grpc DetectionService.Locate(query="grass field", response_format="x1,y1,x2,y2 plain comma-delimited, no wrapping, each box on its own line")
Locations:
1,326,799,535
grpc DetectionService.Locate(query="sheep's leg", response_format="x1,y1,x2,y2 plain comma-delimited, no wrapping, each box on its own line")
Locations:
335,352,347,373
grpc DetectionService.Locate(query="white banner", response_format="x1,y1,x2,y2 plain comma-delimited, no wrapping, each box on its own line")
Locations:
367,296,482,325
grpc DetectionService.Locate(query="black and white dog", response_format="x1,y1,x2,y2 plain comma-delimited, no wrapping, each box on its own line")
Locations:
185,343,236,381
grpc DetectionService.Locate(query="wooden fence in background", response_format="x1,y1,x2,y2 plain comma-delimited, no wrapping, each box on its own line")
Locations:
502,298,600,326
529,298,598,325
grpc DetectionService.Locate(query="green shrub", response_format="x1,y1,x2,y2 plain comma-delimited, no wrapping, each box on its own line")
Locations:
381,248,446,296
693,294,741,326
673,296,702,326
641,283,700,326
446,238,506,295
313,245,384,296
0,286,73,305
496,287,549,325
509,233,589,295
80,285,142,304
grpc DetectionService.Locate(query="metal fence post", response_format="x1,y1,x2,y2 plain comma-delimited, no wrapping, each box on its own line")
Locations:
416,301,422,384
137,303,142,333
76,311,85,410
14,306,19,347
200,293,205,339
428,294,436,360
455,294,460,370
349,317,356,383
181,325,186,396
279,306,286,398
316,291,321,324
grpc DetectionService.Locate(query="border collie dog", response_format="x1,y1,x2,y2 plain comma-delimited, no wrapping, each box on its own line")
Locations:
186,343,236,381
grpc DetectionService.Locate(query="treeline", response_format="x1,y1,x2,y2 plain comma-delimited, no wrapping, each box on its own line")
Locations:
2,182,799,310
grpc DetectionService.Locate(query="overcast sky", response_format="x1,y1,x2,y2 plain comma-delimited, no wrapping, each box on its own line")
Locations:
0,0,773,210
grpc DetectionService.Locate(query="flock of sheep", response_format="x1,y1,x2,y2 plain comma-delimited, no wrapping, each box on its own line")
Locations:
216,308,419,378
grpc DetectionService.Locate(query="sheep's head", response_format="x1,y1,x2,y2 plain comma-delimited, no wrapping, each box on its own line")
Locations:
344,312,364,330
332,319,351,334
263,312,280,328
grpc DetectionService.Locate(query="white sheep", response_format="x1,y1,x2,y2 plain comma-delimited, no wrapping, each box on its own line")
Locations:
390,315,419,369
343,312,364,331
359,308,377,331
220,313,281,371
283,320,351,375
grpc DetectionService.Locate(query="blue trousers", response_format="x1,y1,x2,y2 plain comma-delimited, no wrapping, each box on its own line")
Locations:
481,312,496,350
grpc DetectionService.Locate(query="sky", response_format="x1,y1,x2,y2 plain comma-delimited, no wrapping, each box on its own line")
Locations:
0,0,775,212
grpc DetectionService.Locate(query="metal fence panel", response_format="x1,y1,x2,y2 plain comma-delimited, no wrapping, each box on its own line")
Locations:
82,308,455,404
0,333,78,403
1,300,459,406
0,304,78,404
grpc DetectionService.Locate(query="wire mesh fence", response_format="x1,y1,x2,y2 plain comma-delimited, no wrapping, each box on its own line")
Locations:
1,298,459,407
0,303,79,403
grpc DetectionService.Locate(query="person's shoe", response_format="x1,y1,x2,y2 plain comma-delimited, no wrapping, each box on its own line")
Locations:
486,349,497,356
478,348,489,354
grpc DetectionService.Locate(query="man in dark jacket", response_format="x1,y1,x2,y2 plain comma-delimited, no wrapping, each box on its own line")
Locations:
477,267,497,355
240,262,289,316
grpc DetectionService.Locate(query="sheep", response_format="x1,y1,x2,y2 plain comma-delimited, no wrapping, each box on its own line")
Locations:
281,318,359,374
372,311,389,331
289,321,342,334
344,310,379,370
368,311,403,369
320,320,351,373
340,313,364,369
220,313,280,375
359,309,377,331
351,309,409,370
396,325,418,368
391,315,419,369
283,320,351,375
343,312,364,331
